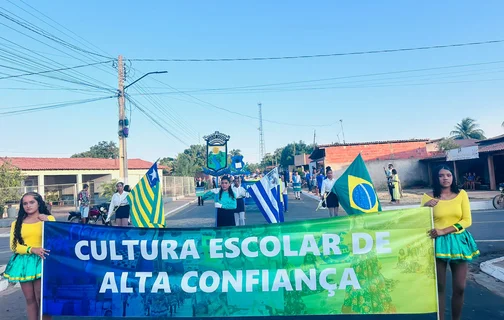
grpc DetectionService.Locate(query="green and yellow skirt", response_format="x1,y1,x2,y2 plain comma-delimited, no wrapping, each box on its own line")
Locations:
2,254,41,283
435,230,480,262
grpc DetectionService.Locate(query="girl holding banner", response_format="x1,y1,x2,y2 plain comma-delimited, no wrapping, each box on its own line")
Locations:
212,176,237,227
3,192,54,320
421,165,480,320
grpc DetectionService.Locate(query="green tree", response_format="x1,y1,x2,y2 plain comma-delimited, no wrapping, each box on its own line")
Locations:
247,163,260,173
99,179,119,199
173,145,206,176
0,160,24,214
436,138,460,152
72,141,119,159
229,149,242,156
159,157,175,175
450,118,486,140
279,141,314,168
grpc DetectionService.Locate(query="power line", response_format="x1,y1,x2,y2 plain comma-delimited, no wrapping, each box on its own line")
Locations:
125,95,190,146
15,0,114,58
0,9,112,59
128,39,504,62
0,96,114,116
0,60,112,80
132,60,504,95
141,77,337,127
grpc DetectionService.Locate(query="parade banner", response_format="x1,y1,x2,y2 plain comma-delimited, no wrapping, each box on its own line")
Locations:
195,187,205,197
293,182,302,192
42,208,438,319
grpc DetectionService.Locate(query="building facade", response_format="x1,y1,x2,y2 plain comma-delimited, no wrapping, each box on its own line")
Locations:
421,135,504,190
0,157,163,204
309,139,430,189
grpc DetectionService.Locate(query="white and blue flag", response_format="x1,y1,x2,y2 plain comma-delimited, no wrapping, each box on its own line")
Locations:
248,168,284,223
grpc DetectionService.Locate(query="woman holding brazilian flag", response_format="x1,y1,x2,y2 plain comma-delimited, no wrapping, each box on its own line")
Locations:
330,154,382,216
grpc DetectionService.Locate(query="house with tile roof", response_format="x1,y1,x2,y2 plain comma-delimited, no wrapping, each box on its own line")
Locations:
309,139,431,189
420,135,504,190
0,157,163,205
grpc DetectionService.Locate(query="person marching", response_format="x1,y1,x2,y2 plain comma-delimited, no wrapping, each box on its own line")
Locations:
320,167,339,217
107,182,130,227
280,174,288,213
421,165,479,320
292,171,301,200
3,192,54,320
212,176,237,227
232,176,247,226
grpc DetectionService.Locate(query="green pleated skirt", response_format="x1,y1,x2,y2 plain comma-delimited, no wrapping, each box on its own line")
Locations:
2,254,41,283
435,230,480,262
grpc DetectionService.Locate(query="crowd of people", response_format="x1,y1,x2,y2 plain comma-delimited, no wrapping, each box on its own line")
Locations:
0,163,481,320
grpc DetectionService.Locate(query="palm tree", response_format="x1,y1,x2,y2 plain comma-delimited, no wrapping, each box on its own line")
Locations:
450,117,486,140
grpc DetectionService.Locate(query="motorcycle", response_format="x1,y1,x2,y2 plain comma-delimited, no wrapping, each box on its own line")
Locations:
493,183,504,210
67,202,112,225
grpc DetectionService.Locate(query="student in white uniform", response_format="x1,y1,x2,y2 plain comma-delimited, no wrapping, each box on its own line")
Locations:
232,176,248,226
106,182,130,226
320,167,339,217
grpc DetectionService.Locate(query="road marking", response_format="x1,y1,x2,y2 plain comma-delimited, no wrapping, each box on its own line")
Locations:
0,250,12,254
476,240,504,242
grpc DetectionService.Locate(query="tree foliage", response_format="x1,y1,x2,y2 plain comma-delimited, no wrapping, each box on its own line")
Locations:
99,179,118,199
436,138,460,152
72,141,119,159
450,118,486,140
173,145,206,177
159,157,175,175
0,160,24,212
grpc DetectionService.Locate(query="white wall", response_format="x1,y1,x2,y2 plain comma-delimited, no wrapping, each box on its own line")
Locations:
328,159,429,190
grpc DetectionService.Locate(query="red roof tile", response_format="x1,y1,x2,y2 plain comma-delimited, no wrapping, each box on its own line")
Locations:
318,139,429,148
0,157,162,171
478,142,504,153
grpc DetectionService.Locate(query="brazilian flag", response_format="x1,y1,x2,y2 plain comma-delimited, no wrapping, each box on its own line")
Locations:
332,154,382,215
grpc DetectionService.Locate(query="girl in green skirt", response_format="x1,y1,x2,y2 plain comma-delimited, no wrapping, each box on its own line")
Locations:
2,192,55,320
421,165,479,320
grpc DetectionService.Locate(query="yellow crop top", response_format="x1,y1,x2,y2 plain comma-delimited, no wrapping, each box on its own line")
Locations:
10,216,56,254
420,189,471,233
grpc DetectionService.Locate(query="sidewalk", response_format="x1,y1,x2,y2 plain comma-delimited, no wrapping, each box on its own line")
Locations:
481,257,504,282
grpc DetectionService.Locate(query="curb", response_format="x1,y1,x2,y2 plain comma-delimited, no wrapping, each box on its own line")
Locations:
164,199,197,217
480,257,504,282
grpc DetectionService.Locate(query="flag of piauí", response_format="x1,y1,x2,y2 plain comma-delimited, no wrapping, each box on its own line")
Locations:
127,162,165,228
332,154,382,215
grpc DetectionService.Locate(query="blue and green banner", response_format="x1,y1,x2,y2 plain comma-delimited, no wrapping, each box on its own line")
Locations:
196,187,205,197
292,182,302,192
42,208,437,319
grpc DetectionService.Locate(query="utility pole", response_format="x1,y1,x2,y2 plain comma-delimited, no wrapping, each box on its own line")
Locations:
340,119,346,144
313,130,316,146
258,103,265,161
118,55,128,184
117,56,167,184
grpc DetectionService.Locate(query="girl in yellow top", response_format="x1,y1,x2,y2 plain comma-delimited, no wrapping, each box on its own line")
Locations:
421,165,479,320
3,192,54,320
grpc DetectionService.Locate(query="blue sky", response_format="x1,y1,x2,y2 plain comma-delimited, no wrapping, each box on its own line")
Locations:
1,1,503,163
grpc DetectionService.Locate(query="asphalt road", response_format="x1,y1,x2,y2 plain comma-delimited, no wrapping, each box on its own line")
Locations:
1,194,503,319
